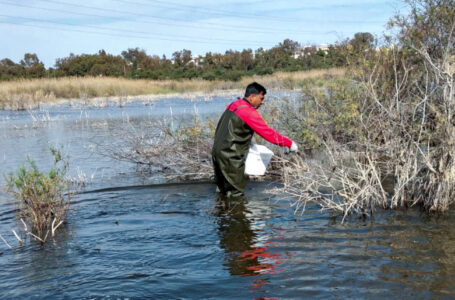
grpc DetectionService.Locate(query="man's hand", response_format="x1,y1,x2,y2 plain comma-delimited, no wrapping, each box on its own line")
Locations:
290,141,298,152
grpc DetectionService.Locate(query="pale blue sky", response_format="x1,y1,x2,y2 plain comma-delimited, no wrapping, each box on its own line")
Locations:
1,0,406,67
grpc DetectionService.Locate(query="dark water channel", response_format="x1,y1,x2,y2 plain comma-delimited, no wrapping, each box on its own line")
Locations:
1,94,455,299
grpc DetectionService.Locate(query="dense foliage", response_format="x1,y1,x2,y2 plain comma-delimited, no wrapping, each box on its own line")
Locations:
0,35,372,81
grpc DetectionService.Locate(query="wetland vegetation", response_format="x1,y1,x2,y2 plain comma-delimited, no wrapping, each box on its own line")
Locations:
4,148,71,243
0,68,344,110
1,0,454,243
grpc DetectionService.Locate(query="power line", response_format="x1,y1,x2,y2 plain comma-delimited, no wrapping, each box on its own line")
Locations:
114,0,385,24
0,14,278,46
0,0,327,36
38,0,292,30
33,0,345,33
114,0,302,22
0,20,279,47
43,0,306,24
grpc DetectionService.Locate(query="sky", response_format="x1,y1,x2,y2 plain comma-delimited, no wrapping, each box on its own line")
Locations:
1,0,407,68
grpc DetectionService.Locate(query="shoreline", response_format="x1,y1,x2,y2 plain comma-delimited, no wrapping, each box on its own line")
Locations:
43,87,305,109
49,88,243,109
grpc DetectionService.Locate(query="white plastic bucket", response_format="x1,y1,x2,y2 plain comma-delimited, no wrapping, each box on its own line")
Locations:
244,144,274,176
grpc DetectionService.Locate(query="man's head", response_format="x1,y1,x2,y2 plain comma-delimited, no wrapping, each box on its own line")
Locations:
245,82,266,109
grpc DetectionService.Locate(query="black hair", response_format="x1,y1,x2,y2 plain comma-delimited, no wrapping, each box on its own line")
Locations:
244,82,267,97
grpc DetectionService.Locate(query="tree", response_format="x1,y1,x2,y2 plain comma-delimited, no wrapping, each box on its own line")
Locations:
20,53,41,68
0,58,23,80
349,32,375,51
20,53,45,78
121,48,149,73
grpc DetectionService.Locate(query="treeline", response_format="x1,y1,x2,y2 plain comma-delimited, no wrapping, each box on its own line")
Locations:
0,33,374,81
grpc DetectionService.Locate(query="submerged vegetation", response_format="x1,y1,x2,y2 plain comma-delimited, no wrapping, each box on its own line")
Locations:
4,148,71,243
99,118,216,182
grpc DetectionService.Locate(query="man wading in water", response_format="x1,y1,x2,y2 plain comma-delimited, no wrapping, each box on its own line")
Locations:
212,82,298,197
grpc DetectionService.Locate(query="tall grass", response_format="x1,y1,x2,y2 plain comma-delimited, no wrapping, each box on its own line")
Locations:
0,68,344,110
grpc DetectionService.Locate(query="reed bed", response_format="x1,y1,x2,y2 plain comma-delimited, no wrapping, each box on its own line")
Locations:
240,68,345,89
0,68,344,110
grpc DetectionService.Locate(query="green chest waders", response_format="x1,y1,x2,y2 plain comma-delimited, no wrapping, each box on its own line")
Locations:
212,105,253,196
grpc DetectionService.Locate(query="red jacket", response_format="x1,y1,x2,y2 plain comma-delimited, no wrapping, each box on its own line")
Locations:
226,98,292,148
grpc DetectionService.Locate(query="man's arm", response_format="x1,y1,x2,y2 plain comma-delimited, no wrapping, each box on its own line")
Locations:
235,107,293,148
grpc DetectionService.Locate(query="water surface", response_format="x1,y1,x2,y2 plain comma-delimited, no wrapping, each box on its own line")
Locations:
1,182,454,299
0,94,454,299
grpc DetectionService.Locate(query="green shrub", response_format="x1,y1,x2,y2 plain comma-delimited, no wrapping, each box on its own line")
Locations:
5,148,71,243
222,70,244,82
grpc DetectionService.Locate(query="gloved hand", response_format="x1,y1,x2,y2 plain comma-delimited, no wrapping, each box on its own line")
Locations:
290,141,298,152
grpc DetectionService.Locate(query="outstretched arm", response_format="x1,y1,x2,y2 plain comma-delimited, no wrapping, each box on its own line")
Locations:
235,107,292,148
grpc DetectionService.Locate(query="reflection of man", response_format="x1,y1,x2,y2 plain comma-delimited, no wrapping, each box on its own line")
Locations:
212,82,298,197
214,196,258,276
214,195,284,278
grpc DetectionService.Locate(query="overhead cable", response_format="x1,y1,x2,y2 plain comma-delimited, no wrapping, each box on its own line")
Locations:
0,0,326,35
31,0,346,33
0,14,278,46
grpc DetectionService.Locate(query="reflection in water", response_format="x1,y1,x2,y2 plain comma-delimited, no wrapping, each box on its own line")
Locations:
375,214,455,295
213,195,284,280
214,195,258,276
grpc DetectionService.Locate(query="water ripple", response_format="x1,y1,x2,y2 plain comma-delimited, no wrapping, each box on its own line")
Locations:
0,183,454,299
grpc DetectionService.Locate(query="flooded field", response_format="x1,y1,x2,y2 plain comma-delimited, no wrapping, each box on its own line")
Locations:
1,94,455,299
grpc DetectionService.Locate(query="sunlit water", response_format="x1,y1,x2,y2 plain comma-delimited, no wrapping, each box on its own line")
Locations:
1,93,454,299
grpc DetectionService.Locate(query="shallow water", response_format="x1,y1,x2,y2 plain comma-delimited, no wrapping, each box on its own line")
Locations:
0,95,234,190
1,182,455,299
1,93,455,299
0,91,299,189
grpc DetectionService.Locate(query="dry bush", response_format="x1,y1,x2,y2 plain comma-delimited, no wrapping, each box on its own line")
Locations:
98,118,216,182
272,0,455,219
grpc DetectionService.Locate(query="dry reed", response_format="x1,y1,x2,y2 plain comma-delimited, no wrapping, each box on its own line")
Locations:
0,68,344,110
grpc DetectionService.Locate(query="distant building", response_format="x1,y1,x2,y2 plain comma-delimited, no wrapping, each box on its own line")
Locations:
318,43,329,53
293,44,330,58
188,55,202,66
